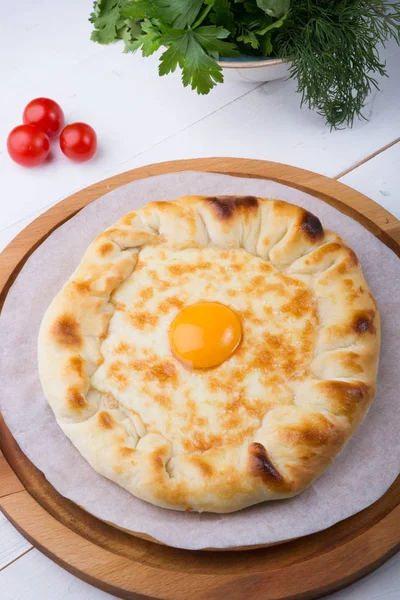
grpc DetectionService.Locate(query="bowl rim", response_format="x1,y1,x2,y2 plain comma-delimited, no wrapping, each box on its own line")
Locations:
217,57,287,69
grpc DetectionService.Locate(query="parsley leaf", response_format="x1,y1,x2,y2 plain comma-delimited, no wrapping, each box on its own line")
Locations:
120,18,142,51
147,0,204,28
120,1,149,19
159,28,224,94
237,27,260,50
193,26,239,58
90,0,125,44
260,33,273,55
209,0,235,32
127,20,162,55
158,29,188,75
256,0,290,18
182,32,224,93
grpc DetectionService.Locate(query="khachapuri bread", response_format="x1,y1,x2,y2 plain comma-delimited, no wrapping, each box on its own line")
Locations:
38,196,380,513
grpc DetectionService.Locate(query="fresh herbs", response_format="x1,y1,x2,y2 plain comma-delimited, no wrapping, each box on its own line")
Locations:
275,1,400,128
90,0,289,94
90,0,400,127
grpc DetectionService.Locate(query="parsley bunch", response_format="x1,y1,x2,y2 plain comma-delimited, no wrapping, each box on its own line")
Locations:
90,0,400,127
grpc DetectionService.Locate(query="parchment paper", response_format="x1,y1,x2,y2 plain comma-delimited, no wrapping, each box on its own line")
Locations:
1,171,399,550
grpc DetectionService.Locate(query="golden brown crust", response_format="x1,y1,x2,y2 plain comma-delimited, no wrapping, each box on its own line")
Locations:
205,195,259,220
248,443,289,493
51,313,83,348
38,196,380,512
301,211,324,241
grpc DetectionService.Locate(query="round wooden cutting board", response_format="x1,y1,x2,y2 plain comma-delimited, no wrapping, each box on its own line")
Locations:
0,158,399,600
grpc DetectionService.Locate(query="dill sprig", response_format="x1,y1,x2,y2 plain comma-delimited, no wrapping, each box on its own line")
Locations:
275,1,400,128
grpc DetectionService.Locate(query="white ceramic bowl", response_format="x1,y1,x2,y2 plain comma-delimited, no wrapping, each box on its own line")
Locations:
218,56,289,83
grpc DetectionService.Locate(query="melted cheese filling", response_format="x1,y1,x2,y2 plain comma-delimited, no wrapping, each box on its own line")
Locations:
91,246,318,455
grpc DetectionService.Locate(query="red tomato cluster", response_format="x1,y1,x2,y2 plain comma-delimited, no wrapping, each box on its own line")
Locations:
7,98,97,167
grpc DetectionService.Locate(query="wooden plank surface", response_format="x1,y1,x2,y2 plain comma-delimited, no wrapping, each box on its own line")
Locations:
0,548,114,600
340,142,400,219
0,513,31,571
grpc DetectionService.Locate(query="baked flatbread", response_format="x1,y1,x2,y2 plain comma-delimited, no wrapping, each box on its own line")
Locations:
38,196,380,512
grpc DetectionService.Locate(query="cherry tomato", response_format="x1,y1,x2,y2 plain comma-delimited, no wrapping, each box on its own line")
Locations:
60,123,97,162
23,97,65,137
7,125,50,167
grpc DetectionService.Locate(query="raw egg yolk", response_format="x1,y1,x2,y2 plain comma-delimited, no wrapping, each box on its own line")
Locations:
169,302,242,369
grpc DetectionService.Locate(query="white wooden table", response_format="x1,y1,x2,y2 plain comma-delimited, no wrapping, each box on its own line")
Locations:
1,1,399,598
